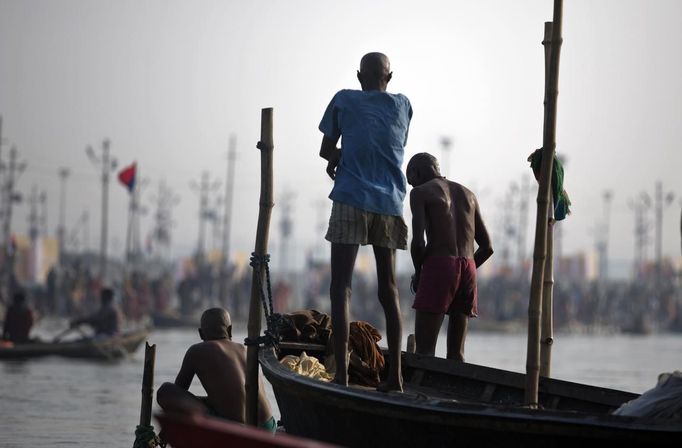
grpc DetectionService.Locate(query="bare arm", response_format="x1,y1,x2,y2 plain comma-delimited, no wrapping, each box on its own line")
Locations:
319,135,341,180
174,348,196,390
410,189,427,274
473,199,493,268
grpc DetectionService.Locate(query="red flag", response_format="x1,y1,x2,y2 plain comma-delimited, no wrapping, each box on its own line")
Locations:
118,162,136,193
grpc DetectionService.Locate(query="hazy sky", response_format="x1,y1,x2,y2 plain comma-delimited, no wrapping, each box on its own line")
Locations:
0,0,680,274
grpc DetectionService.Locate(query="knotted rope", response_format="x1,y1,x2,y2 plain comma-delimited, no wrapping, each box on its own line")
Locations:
244,252,282,348
133,424,163,448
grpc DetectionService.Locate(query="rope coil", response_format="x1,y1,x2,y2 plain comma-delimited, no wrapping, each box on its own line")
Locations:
248,252,281,348
133,424,163,448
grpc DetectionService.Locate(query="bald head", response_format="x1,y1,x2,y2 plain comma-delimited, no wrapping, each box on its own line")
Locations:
357,52,392,91
199,308,232,340
407,152,441,187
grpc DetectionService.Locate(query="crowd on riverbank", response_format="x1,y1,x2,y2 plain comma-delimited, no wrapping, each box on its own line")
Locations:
2,252,681,336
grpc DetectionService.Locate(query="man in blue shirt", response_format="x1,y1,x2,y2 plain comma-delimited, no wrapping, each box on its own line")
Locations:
319,52,412,392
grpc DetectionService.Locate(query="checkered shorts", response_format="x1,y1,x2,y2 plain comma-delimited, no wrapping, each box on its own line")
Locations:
325,201,407,250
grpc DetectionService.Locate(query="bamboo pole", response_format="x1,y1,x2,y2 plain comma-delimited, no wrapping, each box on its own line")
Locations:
540,199,555,377
525,0,563,407
132,342,159,448
539,21,555,378
139,342,156,427
245,108,274,426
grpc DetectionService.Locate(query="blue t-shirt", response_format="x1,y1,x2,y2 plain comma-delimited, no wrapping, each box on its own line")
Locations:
319,89,413,217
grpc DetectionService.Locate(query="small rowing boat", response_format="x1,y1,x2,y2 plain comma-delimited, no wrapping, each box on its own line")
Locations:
0,328,150,360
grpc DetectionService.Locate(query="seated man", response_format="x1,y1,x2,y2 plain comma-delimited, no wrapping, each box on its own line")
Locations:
2,290,34,343
156,308,276,433
70,287,123,336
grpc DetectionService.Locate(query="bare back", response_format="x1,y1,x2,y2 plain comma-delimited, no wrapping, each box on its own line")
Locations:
177,339,272,425
417,178,478,259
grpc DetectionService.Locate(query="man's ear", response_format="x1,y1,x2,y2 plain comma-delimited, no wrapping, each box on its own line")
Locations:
386,72,393,83
198,328,204,340
227,325,232,339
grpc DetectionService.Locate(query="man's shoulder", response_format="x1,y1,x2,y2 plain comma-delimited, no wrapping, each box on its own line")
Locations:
189,339,245,355
449,181,478,204
389,91,410,101
334,89,410,103
331,89,359,101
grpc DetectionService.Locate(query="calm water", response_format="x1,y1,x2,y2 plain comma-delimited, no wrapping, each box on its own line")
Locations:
1,322,681,447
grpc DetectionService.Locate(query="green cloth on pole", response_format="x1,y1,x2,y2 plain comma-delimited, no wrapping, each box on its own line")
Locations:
527,148,571,221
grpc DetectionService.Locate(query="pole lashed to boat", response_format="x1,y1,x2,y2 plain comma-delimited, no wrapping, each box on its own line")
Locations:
133,341,160,448
245,108,275,426
526,0,563,407
539,20,556,379
139,342,156,427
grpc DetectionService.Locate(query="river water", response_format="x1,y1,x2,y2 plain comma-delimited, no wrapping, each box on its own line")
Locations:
1,322,680,447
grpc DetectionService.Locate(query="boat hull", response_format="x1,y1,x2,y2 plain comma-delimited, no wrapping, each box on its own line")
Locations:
261,346,681,447
156,413,339,448
0,328,149,360
151,312,199,329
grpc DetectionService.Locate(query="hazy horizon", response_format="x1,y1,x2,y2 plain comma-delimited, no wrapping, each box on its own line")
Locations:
1,0,680,277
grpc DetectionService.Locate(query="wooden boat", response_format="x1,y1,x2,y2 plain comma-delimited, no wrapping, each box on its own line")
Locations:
151,311,200,329
260,342,682,447
156,412,340,448
0,328,149,360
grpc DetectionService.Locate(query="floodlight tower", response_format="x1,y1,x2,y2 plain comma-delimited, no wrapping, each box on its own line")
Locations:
86,139,117,281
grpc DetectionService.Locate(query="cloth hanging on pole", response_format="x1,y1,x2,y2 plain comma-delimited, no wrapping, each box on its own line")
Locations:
527,149,571,220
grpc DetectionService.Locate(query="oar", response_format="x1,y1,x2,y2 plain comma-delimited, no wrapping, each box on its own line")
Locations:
52,325,88,343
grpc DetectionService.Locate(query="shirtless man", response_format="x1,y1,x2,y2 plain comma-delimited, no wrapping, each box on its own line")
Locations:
407,153,493,361
156,308,276,432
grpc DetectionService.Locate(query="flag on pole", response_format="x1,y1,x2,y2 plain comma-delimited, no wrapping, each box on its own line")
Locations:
118,162,137,193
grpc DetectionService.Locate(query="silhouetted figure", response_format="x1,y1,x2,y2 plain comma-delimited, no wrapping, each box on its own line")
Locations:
70,287,123,336
319,52,412,392
407,153,493,361
2,291,34,343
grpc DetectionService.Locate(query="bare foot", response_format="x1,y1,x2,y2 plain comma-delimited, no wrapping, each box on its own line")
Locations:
376,380,403,393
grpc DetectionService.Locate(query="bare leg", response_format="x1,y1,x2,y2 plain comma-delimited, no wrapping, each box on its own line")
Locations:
156,382,208,416
414,311,445,356
373,246,403,392
446,313,468,362
330,243,359,386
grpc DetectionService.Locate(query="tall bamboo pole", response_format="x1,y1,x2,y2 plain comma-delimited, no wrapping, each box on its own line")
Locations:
539,21,555,378
540,197,555,377
245,108,274,426
525,0,563,407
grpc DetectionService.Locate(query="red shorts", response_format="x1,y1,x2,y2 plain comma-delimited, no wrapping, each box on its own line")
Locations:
412,256,478,317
